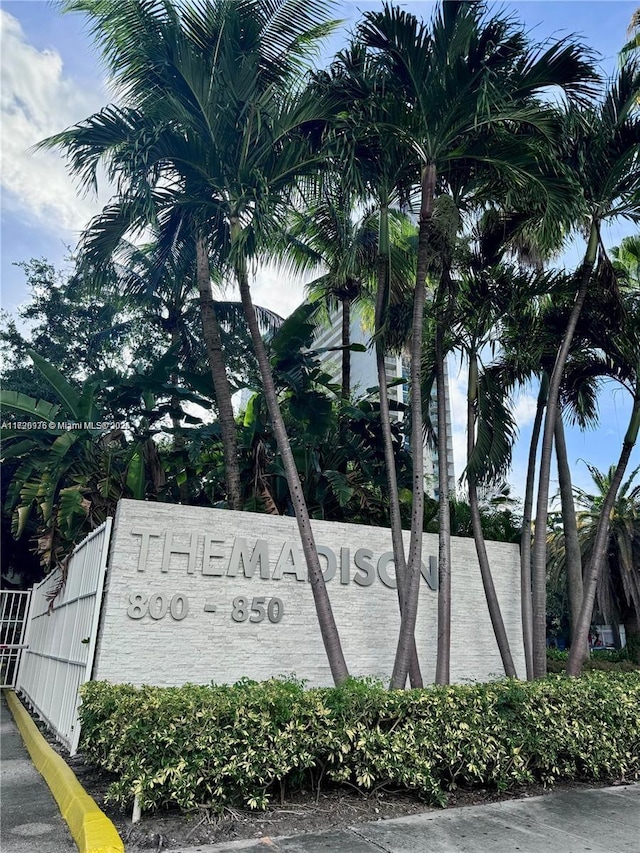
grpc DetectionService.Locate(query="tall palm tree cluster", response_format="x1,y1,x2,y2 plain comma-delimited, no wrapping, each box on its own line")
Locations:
2,0,640,683
548,464,640,661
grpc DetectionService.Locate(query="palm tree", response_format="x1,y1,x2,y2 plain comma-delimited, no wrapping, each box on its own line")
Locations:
359,1,596,687
621,9,640,59
453,210,592,677
283,183,379,399
553,408,584,650
453,224,556,680
101,234,283,502
42,0,350,683
498,263,633,675
43,157,242,511
566,265,640,674
559,465,640,663
530,62,640,677
311,42,428,686
103,233,284,396
612,234,640,282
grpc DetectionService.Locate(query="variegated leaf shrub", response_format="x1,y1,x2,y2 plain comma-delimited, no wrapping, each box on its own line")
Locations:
78,672,640,812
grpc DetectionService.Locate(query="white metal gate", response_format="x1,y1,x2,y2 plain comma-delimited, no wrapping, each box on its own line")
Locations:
17,519,112,754
0,590,31,688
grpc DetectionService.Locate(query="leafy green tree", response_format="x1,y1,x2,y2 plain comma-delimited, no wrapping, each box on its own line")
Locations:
240,303,413,522
97,234,283,500
424,488,522,544
0,259,145,391
1,353,163,569
612,234,640,283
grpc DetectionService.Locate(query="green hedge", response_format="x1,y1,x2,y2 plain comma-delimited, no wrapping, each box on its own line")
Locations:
546,649,640,673
78,673,640,813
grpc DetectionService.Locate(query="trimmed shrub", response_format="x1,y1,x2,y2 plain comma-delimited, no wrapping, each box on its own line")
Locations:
546,649,639,673
78,672,640,813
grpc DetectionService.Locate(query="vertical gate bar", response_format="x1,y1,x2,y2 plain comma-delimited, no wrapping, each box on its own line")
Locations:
16,586,36,692
65,541,87,749
0,593,7,686
0,592,8,641
0,591,31,690
10,593,18,644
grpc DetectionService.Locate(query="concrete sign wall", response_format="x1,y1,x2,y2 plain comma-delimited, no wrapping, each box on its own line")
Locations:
93,499,525,686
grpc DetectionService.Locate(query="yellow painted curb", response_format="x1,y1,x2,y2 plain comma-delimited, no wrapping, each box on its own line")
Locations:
4,689,124,853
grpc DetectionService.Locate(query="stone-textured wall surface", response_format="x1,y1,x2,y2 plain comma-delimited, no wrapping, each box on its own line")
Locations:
93,500,524,686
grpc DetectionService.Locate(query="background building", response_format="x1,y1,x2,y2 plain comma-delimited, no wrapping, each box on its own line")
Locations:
313,304,455,498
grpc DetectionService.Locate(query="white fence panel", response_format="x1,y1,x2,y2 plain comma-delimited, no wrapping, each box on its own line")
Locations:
0,590,31,687
17,519,112,754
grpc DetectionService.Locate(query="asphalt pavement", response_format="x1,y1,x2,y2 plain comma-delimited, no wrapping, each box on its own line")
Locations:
0,693,76,853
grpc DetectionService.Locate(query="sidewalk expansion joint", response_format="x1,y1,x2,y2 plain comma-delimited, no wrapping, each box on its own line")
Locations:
347,825,394,852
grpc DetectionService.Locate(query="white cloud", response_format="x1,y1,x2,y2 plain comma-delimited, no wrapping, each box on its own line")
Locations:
221,263,309,319
0,11,109,234
0,12,335,323
251,264,308,318
0,11,321,320
512,391,538,430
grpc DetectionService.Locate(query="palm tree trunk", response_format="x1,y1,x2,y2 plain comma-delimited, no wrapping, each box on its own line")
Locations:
375,234,423,689
390,163,436,690
554,409,586,662
521,376,547,679
434,318,452,685
231,221,349,685
467,352,518,678
195,237,243,511
531,220,599,677
144,437,166,494
341,297,351,400
170,379,189,504
566,391,640,676
169,329,189,504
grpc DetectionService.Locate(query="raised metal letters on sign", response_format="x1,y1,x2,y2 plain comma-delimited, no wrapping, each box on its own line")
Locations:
130,530,438,590
125,592,285,624
127,592,189,620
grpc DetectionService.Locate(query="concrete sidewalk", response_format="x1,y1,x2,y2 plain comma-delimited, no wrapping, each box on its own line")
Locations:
0,693,76,853
169,784,640,853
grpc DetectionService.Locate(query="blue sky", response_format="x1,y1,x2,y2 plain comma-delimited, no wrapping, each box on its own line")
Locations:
1,0,639,500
